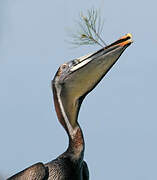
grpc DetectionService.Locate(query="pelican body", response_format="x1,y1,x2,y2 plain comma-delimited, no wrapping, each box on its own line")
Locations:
7,34,132,180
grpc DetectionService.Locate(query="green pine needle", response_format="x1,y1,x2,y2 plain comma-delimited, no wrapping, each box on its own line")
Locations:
67,8,107,48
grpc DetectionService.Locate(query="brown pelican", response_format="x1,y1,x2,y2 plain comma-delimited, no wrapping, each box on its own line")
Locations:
7,34,132,180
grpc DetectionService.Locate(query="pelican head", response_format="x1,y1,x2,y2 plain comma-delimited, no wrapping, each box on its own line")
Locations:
52,34,133,135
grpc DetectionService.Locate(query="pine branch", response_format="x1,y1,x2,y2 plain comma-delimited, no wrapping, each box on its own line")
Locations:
67,8,107,48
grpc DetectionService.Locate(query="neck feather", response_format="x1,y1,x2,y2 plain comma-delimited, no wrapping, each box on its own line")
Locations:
52,82,84,160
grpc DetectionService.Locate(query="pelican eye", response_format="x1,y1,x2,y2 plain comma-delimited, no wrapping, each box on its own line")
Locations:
62,64,67,69
60,64,69,72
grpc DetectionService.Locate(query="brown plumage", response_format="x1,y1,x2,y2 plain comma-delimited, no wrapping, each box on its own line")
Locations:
7,34,132,180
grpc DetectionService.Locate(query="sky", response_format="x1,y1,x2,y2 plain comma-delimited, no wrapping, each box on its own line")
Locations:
0,0,157,179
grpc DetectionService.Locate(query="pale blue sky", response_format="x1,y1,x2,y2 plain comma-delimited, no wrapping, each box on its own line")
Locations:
0,0,157,179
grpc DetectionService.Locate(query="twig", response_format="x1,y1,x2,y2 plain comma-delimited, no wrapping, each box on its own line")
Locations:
67,8,107,48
